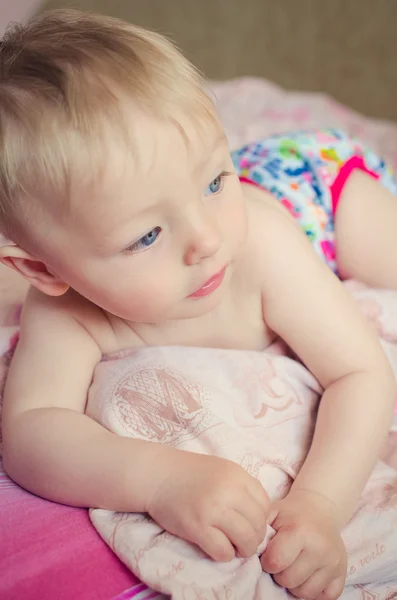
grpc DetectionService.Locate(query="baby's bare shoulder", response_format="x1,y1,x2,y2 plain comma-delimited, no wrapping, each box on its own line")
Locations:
23,287,122,355
243,192,301,275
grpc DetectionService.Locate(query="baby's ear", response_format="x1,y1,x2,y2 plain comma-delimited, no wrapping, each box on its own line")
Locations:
0,245,69,296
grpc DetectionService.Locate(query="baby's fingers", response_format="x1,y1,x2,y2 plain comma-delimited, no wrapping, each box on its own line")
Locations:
246,477,270,512
218,510,262,559
234,495,268,541
318,575,345,600
193,526,235,562
272,550,316,590
290,568,344,600
260,528,303,574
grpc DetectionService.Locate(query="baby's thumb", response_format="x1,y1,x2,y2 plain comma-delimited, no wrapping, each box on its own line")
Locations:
257,512,277,556
266,503,280,528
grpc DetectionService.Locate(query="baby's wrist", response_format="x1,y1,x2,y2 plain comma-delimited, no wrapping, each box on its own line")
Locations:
141,444,180,512
288,486,345,528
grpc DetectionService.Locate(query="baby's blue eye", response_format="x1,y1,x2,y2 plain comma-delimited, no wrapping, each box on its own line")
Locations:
140,229,159,246
126,227,161,253
205,175,222,196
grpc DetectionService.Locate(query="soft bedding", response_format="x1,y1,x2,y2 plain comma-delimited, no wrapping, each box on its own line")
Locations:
88,281,397,600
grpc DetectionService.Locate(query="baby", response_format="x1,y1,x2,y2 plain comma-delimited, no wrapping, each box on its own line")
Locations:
1,10,397,600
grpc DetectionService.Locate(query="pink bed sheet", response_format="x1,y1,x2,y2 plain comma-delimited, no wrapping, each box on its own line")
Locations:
0,466,138,600
1,77,397,600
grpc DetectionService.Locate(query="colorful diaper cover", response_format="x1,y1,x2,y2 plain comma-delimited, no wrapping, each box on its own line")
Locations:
231,129,397,273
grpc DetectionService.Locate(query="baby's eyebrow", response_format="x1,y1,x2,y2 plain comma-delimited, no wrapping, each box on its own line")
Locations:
192,133,228,175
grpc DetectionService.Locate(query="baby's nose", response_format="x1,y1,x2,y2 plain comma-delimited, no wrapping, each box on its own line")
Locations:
184,220,222,266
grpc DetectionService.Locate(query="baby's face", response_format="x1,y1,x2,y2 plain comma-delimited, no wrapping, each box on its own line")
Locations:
44,113,248,323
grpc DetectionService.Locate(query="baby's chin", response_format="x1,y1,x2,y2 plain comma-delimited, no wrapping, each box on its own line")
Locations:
181,291,228,319
134,301,221,325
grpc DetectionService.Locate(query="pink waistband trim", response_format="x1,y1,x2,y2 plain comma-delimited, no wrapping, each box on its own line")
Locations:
330,156,379,215
240,157,379,217
239,176,260,188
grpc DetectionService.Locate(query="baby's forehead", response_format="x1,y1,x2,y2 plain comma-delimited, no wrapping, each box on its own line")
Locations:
97,113,225,192
129,111,226,172
62,109,225,211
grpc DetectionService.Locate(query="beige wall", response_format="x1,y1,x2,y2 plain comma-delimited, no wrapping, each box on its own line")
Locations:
0,0,42,35
39,0,397,121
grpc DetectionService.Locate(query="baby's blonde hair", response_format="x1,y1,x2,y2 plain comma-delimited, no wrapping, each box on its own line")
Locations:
0,9,216,244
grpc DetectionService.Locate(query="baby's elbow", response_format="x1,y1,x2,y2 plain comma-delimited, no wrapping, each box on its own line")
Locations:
368,356,397,412
2,439,18,482
2,423,19,480
375,352,396,391
1,413,32,483
384,366,397,406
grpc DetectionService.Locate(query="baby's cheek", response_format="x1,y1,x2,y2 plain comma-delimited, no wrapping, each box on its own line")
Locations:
230,196,249,245
142,275,175,310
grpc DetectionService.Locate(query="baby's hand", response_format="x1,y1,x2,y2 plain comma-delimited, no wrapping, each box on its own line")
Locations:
261,490,347,600
147,450,269,561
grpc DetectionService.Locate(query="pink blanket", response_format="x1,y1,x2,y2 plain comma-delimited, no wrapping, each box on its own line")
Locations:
88,282,397,600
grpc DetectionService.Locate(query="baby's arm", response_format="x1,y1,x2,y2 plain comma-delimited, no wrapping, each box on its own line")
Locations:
2,288,268,561
257,210,395,598
261,214,395,521
2,287,169,511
